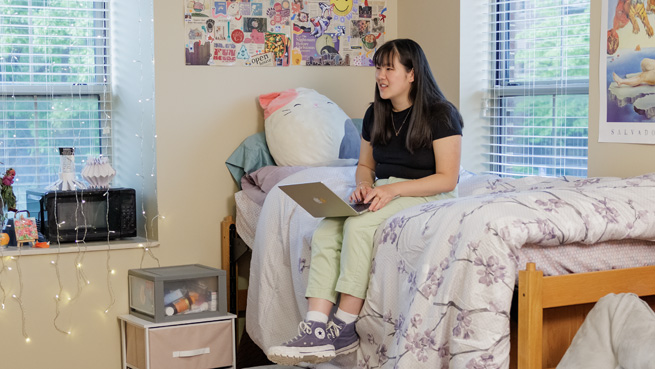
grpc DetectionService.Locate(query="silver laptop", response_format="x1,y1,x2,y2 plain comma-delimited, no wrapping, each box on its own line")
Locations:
278,182,370,218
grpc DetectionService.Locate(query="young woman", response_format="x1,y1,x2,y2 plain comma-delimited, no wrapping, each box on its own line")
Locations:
267,38,463,366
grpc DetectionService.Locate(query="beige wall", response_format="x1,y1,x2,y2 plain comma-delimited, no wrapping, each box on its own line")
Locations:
398,2,460,108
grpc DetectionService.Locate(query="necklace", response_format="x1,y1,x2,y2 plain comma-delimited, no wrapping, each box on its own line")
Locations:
391,106,413,136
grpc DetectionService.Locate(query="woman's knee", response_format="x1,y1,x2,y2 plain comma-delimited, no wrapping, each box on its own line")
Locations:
311,218,343,243
342,214,381,237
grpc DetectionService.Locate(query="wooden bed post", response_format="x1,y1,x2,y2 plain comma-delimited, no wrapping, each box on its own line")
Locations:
518,262,543,369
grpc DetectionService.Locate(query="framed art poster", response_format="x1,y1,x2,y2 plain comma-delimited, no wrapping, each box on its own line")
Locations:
600,0,655,143
14,216,38,245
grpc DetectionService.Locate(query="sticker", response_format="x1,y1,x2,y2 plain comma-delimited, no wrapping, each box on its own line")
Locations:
251,52,275,66
232,29,244,43
237,45,250,59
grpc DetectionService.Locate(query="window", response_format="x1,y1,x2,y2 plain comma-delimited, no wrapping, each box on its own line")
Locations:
486,0,590,177
0,0,111,208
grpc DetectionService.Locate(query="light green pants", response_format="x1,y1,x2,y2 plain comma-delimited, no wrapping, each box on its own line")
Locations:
305,177,458,303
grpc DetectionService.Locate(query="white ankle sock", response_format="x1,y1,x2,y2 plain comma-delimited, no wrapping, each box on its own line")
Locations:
306,310,329,324
335,308,358,324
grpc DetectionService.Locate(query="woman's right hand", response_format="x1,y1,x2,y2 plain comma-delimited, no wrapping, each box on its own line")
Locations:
350,181,373,203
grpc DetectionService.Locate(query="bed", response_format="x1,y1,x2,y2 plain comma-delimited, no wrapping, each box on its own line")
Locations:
222,163,655,368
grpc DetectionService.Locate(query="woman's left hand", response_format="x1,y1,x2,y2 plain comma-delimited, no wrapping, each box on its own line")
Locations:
363,184,399,212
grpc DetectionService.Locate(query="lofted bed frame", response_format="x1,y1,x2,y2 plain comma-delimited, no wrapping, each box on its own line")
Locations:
221,215,655,369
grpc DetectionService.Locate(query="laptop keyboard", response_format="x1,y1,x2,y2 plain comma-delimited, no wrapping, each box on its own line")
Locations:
349,202,371,213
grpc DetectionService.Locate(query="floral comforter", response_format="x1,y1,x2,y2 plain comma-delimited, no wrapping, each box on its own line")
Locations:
246,168,655,368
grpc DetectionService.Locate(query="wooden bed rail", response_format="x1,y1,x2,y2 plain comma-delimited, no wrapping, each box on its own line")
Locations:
518,262,655,369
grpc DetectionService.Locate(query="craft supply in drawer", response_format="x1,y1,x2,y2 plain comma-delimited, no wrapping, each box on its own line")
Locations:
128,264,227,322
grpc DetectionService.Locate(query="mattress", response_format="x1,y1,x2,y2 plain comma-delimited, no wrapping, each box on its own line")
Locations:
518,239,655,276
234,171,655,277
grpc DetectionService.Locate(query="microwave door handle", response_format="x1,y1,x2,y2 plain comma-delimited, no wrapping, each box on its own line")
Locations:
75,224,97,231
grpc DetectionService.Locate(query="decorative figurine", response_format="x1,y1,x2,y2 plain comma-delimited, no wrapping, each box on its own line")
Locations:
81,155,116,189
46,147,86,191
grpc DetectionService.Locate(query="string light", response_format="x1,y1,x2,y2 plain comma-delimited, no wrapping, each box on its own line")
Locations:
51,189,73,335
11,251,30,342
135,0,160,271
103,201,116,314
0,251,8,311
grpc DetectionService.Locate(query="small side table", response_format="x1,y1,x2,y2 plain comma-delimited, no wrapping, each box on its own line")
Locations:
119,313,236,369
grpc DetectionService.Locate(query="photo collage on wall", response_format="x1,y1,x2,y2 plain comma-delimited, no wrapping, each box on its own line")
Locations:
184,0,387,67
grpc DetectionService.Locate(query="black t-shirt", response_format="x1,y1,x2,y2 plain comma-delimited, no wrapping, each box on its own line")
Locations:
361,104,462,179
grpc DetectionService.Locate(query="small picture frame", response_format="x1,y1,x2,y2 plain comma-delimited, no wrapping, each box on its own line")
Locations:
14,216,38,247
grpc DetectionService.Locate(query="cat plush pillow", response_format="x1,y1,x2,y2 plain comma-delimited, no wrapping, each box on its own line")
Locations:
258,88,361,167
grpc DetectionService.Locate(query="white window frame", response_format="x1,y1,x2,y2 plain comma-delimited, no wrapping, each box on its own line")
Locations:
485,0,591,178
0,0,112,209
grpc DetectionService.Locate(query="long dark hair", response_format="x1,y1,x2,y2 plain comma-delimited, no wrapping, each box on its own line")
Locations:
370,39,463,153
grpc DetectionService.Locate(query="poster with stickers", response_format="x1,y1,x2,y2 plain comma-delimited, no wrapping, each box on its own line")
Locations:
184,0,387,67
291,0,386,66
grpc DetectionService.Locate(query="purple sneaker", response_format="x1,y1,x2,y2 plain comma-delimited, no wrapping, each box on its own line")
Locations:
327,317,359,356
266,320,336,365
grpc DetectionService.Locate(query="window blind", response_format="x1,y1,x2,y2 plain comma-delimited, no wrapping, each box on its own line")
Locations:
0,0,111,208
485,0,590,178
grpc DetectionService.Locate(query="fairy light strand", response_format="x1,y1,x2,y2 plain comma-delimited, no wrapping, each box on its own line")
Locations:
148,9,159,243
51,253,70,335
51,188,71,335
70,190,90,302
103,188,115,314
101,0,117,315
0,251,8,310
135,0,160,268
12,251,30,342
48,0,82,335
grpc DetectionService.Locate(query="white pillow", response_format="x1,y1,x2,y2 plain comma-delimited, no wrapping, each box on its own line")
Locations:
258,88,360,167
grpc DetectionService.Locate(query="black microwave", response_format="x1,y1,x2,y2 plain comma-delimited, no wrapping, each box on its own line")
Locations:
26,188,137,243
